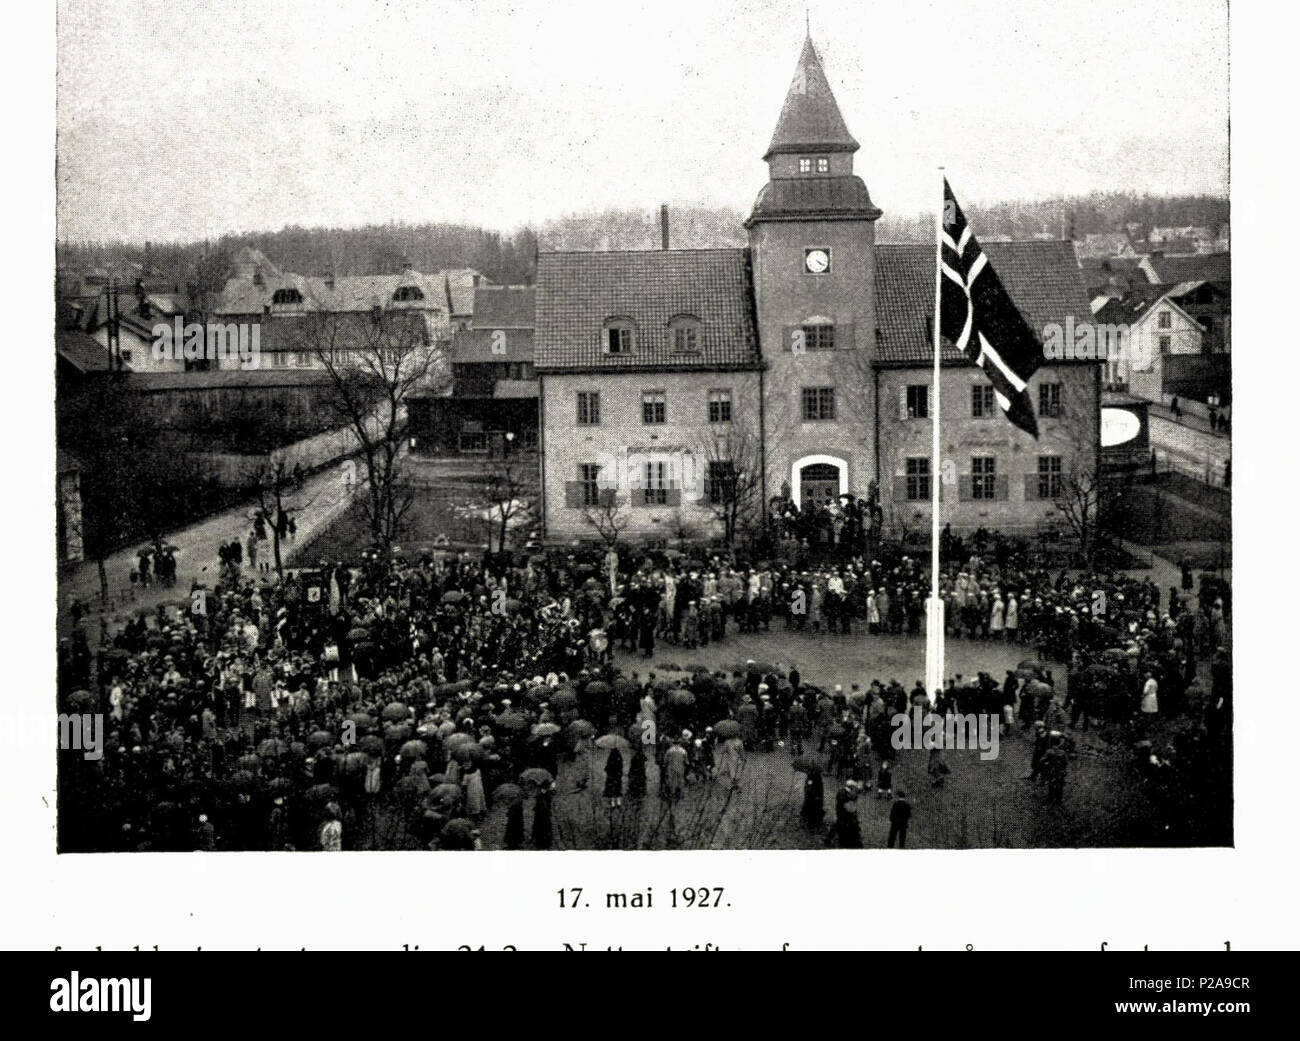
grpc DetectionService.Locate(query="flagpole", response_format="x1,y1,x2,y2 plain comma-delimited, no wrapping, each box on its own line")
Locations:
926,167,945,703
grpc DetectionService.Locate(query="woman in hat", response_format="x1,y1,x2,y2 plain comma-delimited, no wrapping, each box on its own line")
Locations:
603,745,624,809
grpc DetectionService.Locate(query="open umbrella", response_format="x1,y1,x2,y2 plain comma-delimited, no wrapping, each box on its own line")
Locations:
502,598,522,612
582,578,603,592
530,722,561,737
569,719,595,738
440,818,476,848
307,730,334,749
451,742,482,763
257,738,287,758
713,719,742,740
520,768,554,787
1102,647,1130,663
550,689,577,711
584,681,611,696
431,783,461,803
346,627,370,643
382,701,409,722
595,733,631,751
267,776,295,793
400,739,429,760
792,754,827,774
492,783,524,805
667,688,695,707
67,689,96,710
384,722,412,742
288,741,308,758
495,711,528,733
441,590,466,604
525,684,550,704
1027,680,1053,695
231,769,259,792
345,712,375,729
236,753,261,774
359,735,385,757
444,732,476,751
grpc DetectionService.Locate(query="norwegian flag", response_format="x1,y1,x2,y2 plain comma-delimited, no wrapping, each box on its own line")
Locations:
939,179,1042,437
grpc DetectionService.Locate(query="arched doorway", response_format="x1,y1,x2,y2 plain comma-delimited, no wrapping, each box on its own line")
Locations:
791,455,848,510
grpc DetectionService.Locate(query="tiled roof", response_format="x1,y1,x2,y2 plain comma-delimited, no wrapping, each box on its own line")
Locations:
471,285,534,329
214,270,326,315
764,37,859,159
746,175,881,224
1143,251,1230,285
122,369,339,392
56,328,123,373
452,328,534,363
252,310,432,353
442,269,489,315
318,271,447,313
874,240,1093,366
534,249,760,371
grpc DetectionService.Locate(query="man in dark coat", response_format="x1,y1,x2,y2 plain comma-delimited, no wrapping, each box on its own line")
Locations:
887,791,911,848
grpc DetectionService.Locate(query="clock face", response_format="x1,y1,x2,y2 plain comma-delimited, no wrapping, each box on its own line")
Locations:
805,248,830,274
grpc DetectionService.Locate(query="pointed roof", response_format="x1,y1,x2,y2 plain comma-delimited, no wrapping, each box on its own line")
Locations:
764,36,859,160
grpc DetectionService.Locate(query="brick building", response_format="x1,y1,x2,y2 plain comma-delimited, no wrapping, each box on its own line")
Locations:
535,34,1098,544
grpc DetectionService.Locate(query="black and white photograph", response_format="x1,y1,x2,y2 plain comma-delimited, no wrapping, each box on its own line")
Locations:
48,0,1237,860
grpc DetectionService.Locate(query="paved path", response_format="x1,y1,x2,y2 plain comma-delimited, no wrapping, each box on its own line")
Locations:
59,462,360,637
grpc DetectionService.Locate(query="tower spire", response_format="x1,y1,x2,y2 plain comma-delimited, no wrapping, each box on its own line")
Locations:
763,34,859,161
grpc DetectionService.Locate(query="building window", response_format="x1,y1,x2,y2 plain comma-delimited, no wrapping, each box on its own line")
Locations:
644,461,668,505
642,390,666,425
800,322,835,350
707,460,736,503
295,351,313,367
1159,335,1171,355
799,157,812,174
578,463,602,507
906,458,930,501
668,315,702,353
1158,311,1171,329
1038,456,1063,499
816,156,830,173
708,388,732,423
1038,382,1062,418
271,352,288,368
906,385,929,419
971,456,996,500
972,384,995,418
801,386,836,421
271,288,304,305
604,319,635,354
577,391,600,426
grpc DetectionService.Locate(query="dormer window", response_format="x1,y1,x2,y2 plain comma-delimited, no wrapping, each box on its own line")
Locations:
272,287,304,305
604,317,636,355
393,286,425,302
668,314,702,353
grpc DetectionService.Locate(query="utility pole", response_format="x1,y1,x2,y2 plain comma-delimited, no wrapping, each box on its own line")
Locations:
105,279,122,371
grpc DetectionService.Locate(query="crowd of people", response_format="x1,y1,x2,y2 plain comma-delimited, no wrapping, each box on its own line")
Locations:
58,524,1232,852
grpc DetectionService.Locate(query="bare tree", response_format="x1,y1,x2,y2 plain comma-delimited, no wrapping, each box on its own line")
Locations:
693,426,763,546
582,490,630,549
1053,468,1104,569
482,446,532,554
293,309,448,554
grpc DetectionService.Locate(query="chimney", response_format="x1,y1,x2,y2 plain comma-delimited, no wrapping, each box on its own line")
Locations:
660,204,669,250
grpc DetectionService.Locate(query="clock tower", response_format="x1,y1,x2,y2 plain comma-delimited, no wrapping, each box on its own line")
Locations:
747,34,882,513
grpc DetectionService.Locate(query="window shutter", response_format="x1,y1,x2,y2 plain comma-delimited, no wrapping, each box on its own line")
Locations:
564,482,580,508
899,386,909,420
630,488,646,508
996,475,1009,501
894,475,908,502
667,487,682,508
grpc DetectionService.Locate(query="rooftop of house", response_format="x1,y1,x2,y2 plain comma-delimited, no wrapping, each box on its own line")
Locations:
534,248,760,372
